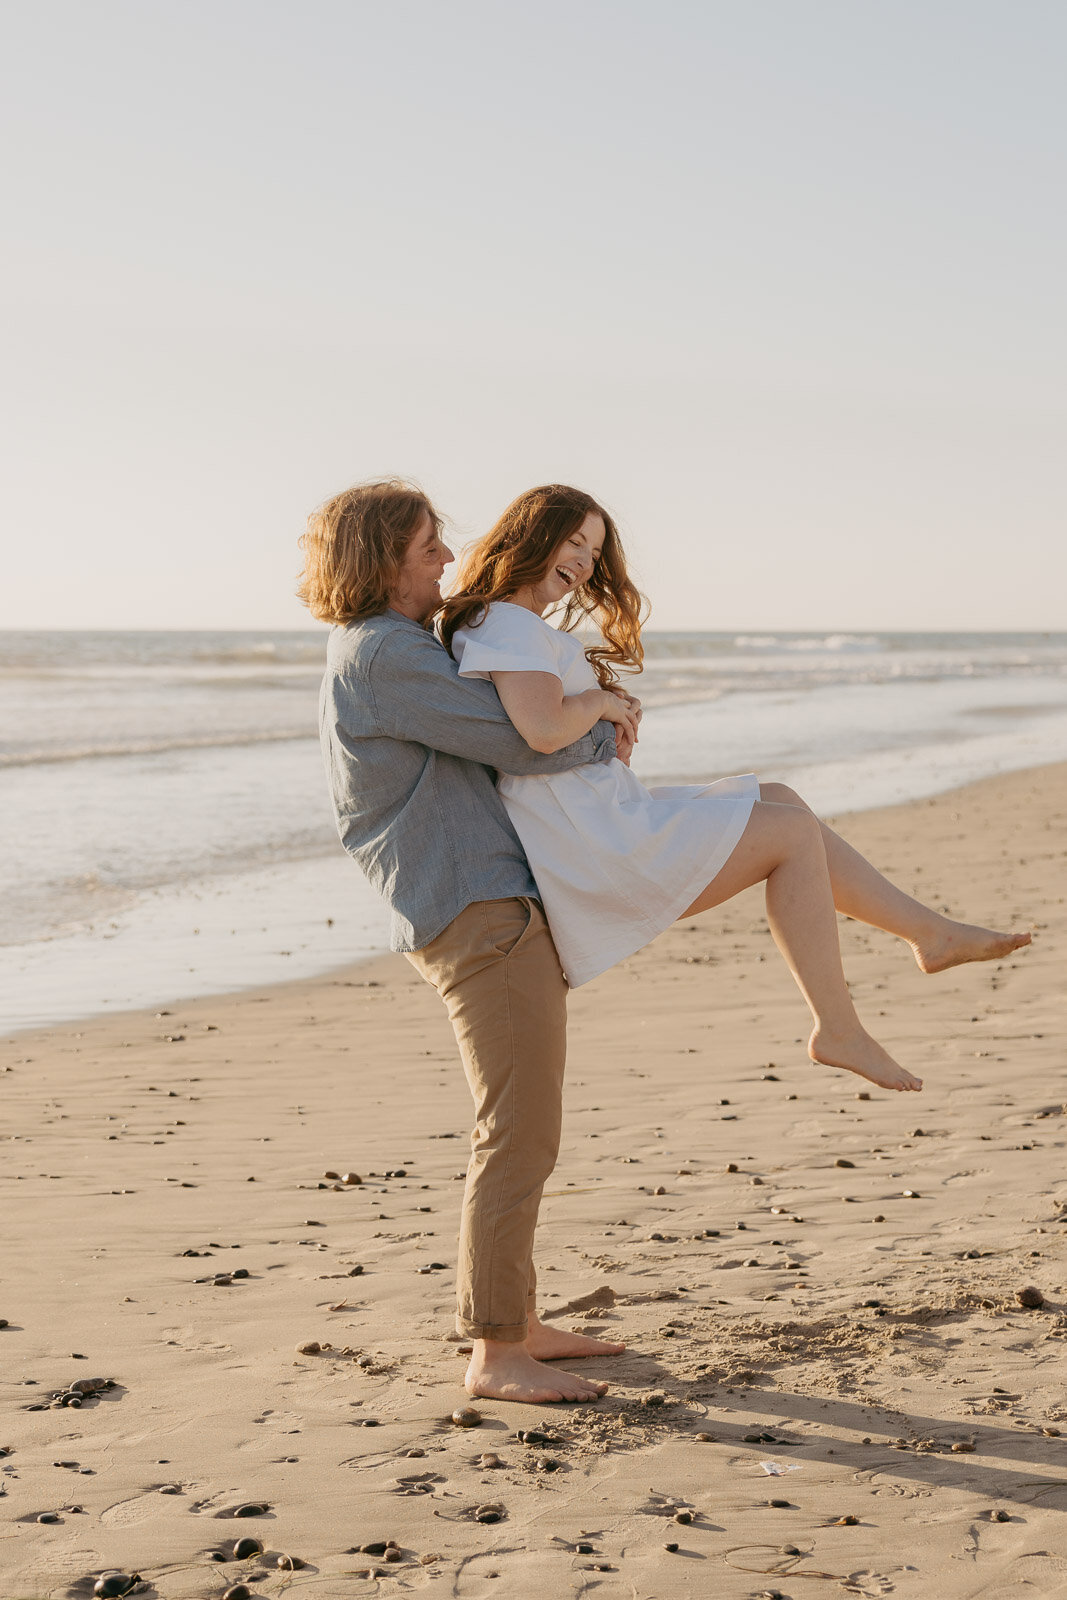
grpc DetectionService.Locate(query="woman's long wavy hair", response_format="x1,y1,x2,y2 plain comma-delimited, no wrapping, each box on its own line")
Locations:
298,479,441,624
438,485,646,688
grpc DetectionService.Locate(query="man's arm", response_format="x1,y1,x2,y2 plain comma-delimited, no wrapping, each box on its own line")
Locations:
362,626,617,774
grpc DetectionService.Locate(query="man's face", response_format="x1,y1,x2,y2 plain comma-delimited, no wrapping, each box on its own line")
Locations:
389,511,454,621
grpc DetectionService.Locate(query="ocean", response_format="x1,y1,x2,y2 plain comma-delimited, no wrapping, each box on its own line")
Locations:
2,628,1065,1033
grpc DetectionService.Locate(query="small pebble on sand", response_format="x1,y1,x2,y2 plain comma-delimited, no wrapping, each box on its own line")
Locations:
452,1407,483,1428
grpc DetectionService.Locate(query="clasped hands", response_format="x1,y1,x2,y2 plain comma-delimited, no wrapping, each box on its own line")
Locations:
600,687,642,766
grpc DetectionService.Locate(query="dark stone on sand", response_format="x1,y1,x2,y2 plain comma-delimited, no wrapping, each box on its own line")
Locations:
475,1503,504,1523
277,1554,305,1569
207,1550,226,1562
673,1509,693,1524
575,1542,594,1554
233,1536,264,1558
781,1544,800,1555
726,1162,738,1172
1017,1285,1045,1308
735,1220,747,1229
832,1514,859,1525
768,1498,792,1508
517,1429,560,1446
93,1578,138,1599
37,1511,60,1523
296,1340,321,1354
234,1502,269,1518
452,1407,483,1428
361,1540,398,1554
231,1268,250,1279
158,1483,182,1494
342,1172,363,1185
0,1319,8,1328
223,1587,252,1600
347,1264,364,1275
990,1509,1011,1521
384,1547,402,1562
694,1432,713,1442
664,1541,679,1552
835,1158,855,1168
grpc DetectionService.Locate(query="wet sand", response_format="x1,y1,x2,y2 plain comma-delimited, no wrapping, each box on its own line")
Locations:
2,762,1065,1599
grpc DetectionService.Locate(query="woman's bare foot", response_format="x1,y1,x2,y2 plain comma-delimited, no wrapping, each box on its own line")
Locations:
809,1025,923,1092
525,1315,626,1362
913,920,1031,975
465,1341,608,1404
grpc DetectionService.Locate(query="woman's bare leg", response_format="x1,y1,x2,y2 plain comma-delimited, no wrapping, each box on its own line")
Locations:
682,800,923,1092
758,783,1031,970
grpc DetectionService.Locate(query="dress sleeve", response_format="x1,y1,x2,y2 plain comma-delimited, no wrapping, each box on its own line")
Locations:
453,605,563,682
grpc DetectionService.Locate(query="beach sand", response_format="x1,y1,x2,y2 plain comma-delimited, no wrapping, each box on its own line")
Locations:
2,763,1065,1599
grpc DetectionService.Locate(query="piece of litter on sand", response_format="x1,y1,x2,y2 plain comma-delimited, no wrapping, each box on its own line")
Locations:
760,1461,804,1476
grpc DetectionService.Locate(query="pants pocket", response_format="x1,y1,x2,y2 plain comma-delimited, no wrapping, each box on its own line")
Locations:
486,896,533,958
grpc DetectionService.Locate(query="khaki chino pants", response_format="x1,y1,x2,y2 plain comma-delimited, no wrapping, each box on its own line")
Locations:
405,897,567,1342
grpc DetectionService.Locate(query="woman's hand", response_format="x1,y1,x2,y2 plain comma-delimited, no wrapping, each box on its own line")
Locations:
599,688,641,749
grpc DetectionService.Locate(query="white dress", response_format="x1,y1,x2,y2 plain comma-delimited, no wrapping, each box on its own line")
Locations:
452,602,758,987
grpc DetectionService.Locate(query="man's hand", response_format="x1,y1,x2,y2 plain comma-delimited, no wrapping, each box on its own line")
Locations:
607,689,641,766
614,725,636,766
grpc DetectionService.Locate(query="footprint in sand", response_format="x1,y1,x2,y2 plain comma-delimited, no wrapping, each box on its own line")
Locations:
101,1490,175,1527
971,1551,1067,1598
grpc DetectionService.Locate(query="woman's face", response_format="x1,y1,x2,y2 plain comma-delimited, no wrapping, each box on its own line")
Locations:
518,511,605,614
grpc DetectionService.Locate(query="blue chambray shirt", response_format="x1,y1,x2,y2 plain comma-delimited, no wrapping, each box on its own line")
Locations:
319,609,618,952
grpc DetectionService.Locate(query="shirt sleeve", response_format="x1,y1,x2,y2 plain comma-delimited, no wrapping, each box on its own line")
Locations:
454,605,563,682
364,624,616,776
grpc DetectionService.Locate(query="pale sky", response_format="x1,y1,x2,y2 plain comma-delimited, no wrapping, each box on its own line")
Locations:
2,0,1064,631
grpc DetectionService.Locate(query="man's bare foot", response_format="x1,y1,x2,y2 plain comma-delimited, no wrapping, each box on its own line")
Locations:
465,1341,608,1404
525,1315,626,1363
913,920,1031,975
809,1025,923,1092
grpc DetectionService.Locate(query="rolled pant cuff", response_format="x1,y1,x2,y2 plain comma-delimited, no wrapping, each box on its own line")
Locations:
456,1317,528,1343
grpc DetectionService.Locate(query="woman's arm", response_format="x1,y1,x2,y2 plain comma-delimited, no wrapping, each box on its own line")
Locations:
491,671,640,754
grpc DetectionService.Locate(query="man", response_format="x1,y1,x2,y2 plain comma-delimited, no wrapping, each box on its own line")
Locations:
302,478,628,1403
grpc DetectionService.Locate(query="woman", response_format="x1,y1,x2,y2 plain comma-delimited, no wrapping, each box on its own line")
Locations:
438,485,1031,1095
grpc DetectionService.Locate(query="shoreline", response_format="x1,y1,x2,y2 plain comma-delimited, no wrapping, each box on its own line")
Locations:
4,747,1067,1038
2,762,1065,1596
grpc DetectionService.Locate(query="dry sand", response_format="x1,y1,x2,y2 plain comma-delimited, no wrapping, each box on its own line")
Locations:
2,762,1065,1600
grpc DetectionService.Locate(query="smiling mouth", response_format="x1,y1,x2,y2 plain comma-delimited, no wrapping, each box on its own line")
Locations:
555,566,579,587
